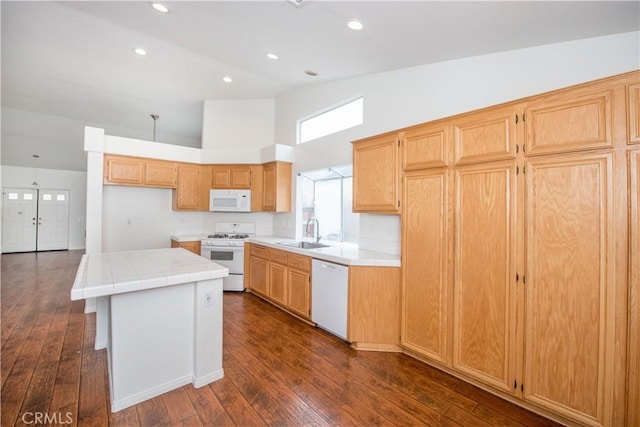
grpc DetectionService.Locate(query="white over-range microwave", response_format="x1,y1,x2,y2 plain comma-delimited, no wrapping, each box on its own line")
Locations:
209,189,251,212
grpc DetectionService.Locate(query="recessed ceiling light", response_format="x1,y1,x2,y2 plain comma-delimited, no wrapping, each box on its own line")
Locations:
222,76,233,83
150,2,170,13
266,53,279,60
347,20,364,31
304,70,318,77
133,48,147,56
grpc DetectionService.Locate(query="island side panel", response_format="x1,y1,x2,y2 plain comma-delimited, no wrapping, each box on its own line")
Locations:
109,284,195,412
192,278,224,387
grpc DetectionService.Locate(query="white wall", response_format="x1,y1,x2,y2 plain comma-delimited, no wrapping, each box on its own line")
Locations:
201,98,275,151
101,186,275,252
273,31,640,254
1,165,87,250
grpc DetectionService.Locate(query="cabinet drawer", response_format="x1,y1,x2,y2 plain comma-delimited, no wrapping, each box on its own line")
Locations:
269,249,288,265
288,254,311,272
251,244,269,259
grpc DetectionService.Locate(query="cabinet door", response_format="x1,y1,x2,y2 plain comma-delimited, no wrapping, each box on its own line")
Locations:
231,167,251,189
262,163,276,211
212,167,231,188
401,169,451,363
452,105,518,166
524,152,613,425
269,262,287,305
353,134,400,213
525,89,612,155
262,162,291,212
105,156,143,185
402,123,449,170
452,161,517,394
288,268,310,318
629,83,640,145
249,256,269,296
629,149,640,427
172,240,200,255
145,161,177,188
173,165,201,210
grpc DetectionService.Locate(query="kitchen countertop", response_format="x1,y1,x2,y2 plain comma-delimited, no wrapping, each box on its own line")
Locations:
170,234,206,242
71,248,229,300
247,236,401,268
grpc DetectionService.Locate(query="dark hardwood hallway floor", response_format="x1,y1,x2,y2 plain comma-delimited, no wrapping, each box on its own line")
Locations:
1,250,562,426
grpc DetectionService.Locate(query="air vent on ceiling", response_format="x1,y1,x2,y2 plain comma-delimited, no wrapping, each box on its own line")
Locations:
287,0,311,8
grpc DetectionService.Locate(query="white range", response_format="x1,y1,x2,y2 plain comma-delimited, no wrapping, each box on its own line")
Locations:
200,222,255,292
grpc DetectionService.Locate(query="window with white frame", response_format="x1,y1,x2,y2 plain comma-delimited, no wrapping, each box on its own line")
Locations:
298,165,359,243
297,97,363,144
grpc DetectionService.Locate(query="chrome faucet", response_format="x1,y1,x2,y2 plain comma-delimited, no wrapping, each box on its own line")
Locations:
305,217,320,243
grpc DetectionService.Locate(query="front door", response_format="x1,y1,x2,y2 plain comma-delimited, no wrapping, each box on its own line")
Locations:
2,188,70,253
36,190,70,251
2,188,38,252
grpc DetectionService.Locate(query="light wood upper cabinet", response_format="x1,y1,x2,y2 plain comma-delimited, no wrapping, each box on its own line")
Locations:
452,161,517,394
104,155,177,188
452,104,518,166
104,155,143,185
401,169,451,364
352,134,400,214
524,152,614,425
629,83,640,145
145,160,177,187
402,123,449,170
262,162,292,212
172,165,201,210
525,88,613,156
212,166,252,189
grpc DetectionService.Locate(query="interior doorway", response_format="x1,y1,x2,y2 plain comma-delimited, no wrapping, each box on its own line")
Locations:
2,187,70,253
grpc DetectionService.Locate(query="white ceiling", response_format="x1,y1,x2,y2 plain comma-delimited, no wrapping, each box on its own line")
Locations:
2,1,639,171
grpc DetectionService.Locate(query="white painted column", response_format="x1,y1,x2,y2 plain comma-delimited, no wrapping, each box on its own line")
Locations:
83,126,105,313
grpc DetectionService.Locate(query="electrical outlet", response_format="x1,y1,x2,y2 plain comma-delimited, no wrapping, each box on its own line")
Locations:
204,292,213,307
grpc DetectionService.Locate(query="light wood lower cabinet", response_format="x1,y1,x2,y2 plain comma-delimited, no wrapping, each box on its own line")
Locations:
246,244,311,319
170,239,201,256
348,266,401,351
248,247,269,297
245,244,401,335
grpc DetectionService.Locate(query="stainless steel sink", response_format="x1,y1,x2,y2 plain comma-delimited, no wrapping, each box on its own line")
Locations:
279,241,330,249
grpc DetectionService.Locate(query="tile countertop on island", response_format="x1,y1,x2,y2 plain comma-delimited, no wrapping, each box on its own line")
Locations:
247,236,401,268
71,247,229,300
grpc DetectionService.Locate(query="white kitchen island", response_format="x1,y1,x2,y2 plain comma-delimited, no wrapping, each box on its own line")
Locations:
71,248,228,412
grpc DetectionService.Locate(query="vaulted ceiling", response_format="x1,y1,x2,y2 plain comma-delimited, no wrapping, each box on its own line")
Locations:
2,1,639,171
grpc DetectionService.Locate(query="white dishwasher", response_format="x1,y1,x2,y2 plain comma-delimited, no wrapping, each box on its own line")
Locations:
311,259,349,340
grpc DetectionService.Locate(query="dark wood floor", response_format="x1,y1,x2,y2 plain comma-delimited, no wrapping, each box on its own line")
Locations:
1,250,562,426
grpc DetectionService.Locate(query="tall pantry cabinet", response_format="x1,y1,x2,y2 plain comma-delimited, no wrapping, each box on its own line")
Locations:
395,71,639,427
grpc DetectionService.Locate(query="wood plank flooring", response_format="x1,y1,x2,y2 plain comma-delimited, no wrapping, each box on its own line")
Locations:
1,250,562,426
